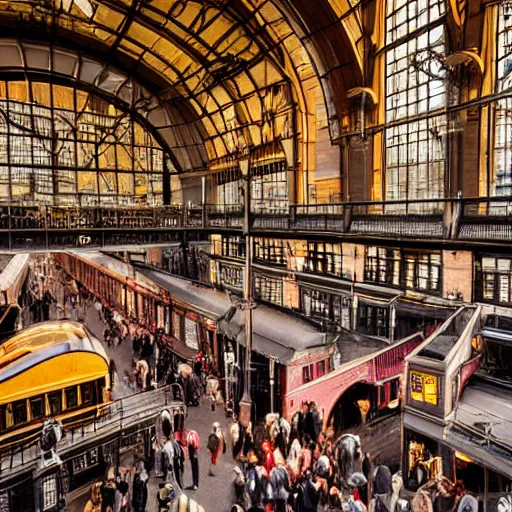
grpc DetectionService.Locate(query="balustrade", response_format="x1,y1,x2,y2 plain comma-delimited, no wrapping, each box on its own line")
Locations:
0,196,508,247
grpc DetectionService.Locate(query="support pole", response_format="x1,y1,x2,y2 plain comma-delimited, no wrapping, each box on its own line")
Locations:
239,157,253,427
269,359,275,413
239,234,253,427
201,175,206,228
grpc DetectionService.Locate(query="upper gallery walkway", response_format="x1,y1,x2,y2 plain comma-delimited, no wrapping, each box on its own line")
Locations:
0,195,511,250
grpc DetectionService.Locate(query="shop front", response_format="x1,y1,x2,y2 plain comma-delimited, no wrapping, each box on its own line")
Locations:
403,379,512,510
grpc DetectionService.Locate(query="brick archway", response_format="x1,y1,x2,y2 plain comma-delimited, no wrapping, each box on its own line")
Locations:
285,359,374,428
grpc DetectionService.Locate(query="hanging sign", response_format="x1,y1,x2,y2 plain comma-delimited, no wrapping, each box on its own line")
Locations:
410,371,438,405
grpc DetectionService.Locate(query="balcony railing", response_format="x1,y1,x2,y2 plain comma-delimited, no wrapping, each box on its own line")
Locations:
0,196,510,247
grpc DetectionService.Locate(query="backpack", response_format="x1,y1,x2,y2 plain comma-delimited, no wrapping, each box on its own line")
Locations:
207,433,220,453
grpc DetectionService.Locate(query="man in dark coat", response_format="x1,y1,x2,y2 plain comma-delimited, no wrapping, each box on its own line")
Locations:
297,402,308,441
304,403,317,442
132,462,149,512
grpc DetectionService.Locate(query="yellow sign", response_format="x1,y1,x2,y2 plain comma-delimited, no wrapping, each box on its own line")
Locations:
410,371,438,406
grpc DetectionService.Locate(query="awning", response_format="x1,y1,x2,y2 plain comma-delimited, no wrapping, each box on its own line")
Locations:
0,254,29,304
137,266,330,364
217,306,329,364
452,381,512,451
395,299,455,319
444,426,512,478
356,292,399,307
403,410,445,443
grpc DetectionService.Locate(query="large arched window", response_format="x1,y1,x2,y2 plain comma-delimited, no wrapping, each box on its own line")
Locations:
384,0,447,210
0,80,168,206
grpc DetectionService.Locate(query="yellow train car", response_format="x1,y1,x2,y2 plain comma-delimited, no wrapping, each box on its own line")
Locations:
0,321,111,447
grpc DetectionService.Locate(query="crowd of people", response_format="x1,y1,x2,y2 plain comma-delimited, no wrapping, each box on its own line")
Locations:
227,403,371,512
225,403,489,512
18,256,497,512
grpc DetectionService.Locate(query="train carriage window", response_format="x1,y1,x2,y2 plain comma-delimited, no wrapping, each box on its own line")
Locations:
80,383,94,406
48,391,62,415
64,387,78,409
30,396,45,420
13,400,27,425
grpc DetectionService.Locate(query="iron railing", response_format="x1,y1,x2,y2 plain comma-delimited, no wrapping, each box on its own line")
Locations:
0,384,185,477
0,196,510,246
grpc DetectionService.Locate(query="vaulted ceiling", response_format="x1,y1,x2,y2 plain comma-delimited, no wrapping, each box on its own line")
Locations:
0,0,364,172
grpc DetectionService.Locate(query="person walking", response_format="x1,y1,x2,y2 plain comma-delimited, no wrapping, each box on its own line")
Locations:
245,454,267,512
171,434,185,490
101,468,117,512
186,429,200,490
131,462,148,512
207,422,225,476
304,403,317,442
269,450,291,512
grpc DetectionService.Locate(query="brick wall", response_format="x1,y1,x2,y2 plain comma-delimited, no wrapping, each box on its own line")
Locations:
283,278,300,309
145,247,163,266
442,251,473,302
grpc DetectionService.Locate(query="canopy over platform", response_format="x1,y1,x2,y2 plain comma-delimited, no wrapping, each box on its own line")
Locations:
137,266,331,364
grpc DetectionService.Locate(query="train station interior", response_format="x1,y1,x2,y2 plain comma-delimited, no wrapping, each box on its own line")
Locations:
0,0,511,511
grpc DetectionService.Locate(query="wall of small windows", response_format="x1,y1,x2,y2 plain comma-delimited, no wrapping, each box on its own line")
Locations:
357,303,390,338
476,256,512,305
302,242,342,276
253,238,287,266
384,0,447,208
364,247,441,293
41,474,58,511
0,81,167,206
221,236,246,258
300,286,351,330
494,5,512,197
403,250,441,292
254,273,283,306
213,168,242,207
251,161,289,213
365,247,401,285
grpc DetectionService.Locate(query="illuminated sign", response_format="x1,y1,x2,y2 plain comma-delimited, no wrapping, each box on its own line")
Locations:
410,370,438,405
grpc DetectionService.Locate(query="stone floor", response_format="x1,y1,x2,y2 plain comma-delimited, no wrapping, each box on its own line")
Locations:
67,402,236,512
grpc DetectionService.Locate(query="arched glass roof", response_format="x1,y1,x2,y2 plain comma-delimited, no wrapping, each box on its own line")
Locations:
0,0,363,172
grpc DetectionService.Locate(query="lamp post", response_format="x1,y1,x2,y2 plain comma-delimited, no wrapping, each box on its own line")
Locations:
238,156,253,428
